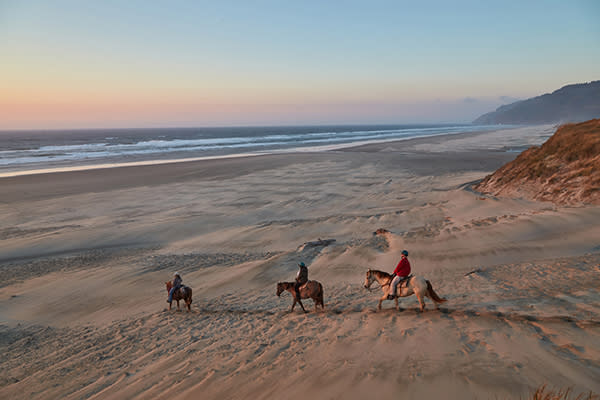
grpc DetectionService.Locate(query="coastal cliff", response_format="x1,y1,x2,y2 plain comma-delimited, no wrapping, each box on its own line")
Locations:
473,81,600,125
475,119,600,205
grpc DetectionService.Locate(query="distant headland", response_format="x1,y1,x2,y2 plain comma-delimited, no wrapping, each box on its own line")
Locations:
474,80,600,125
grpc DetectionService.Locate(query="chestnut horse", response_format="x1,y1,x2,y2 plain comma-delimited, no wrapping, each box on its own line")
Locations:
277,281,324,313
363,269,446,311
165,281,193,311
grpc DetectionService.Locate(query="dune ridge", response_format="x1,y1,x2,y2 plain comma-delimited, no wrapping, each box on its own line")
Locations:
476,119,600,205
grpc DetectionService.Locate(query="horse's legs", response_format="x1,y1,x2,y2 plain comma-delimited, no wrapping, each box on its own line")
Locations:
314,296,323,311
176,299,181,311
395,296,399,311
168,301,172,311
298,299,307,313
416,291,425,312
378,295,385,310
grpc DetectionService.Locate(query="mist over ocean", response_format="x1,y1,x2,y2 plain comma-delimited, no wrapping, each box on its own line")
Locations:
0,124,505,173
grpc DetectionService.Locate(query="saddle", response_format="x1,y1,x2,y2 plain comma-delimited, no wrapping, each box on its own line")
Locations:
295,281,312,297
299,281,311,289
174,286,188,297
398,274,413,289
391,275,413,296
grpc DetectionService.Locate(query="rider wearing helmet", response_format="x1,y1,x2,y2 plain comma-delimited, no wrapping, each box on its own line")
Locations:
167,272,183,303
388,250,411,300
294,262,308,299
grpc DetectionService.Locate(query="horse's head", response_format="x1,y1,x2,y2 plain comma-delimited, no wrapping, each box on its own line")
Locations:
165,281,172,293
276,282,284,297
364,269,375,289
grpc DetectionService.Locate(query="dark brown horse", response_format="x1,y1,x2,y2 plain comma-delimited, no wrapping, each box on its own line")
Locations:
165,281,193,311
277,281,325,313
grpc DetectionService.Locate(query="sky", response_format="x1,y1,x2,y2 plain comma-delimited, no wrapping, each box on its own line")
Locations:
0,0,599,129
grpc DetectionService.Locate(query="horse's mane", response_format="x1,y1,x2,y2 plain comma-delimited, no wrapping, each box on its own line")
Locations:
369,269,392,279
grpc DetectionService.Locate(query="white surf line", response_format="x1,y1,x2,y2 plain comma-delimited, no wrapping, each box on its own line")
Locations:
267,127,507,153
0,126,512,178
0,137,422,178
0,153,265,178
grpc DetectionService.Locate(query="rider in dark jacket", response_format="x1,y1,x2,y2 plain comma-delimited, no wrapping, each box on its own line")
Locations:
167,272,183,303
294,262,308,299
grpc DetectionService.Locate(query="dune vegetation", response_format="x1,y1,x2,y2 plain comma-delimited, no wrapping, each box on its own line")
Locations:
476,119,600,205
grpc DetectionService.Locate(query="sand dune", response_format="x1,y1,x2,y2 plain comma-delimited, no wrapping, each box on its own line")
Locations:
1,126,598,399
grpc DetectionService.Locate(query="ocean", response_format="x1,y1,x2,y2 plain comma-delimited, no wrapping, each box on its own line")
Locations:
0,124,504,176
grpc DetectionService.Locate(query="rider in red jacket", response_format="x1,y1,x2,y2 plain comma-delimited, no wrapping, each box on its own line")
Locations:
388,250,411,300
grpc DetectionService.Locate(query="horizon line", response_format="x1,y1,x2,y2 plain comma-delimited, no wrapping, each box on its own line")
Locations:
0,120,485,133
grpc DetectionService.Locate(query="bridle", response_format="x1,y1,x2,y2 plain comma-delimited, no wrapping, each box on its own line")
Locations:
363,272,391,292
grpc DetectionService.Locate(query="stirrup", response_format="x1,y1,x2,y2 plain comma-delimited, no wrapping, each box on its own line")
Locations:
387,294,395,300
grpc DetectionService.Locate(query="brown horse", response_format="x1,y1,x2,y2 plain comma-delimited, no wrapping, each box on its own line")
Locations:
165,281,193,311
277,281,324,313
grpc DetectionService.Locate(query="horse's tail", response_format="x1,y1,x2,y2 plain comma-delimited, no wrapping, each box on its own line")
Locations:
318,282,325,308
186,287,193,304
426,280,447,303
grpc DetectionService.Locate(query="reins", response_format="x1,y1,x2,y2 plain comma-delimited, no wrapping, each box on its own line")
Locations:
366,282,383,292
365,274,392,292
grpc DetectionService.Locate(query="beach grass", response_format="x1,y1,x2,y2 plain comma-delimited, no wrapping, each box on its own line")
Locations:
526,385,599,400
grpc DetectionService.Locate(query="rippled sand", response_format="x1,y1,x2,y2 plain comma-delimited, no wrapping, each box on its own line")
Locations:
1,126,598,399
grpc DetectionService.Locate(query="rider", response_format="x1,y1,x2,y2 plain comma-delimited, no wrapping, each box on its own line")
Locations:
294,262,308,299
388,250,411,300
167,272,183,303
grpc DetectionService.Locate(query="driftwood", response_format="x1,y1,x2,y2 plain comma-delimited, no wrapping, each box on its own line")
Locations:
464,268,483,276
303,238,336,248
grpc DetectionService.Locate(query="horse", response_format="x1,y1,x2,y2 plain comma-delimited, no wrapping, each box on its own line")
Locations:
165,281,193,311
363,269,446,311
276,281,325,313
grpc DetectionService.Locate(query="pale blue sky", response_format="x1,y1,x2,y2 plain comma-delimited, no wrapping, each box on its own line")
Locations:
1,0,598,128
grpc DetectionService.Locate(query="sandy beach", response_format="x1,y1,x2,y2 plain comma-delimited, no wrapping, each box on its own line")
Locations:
1,125,599,399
